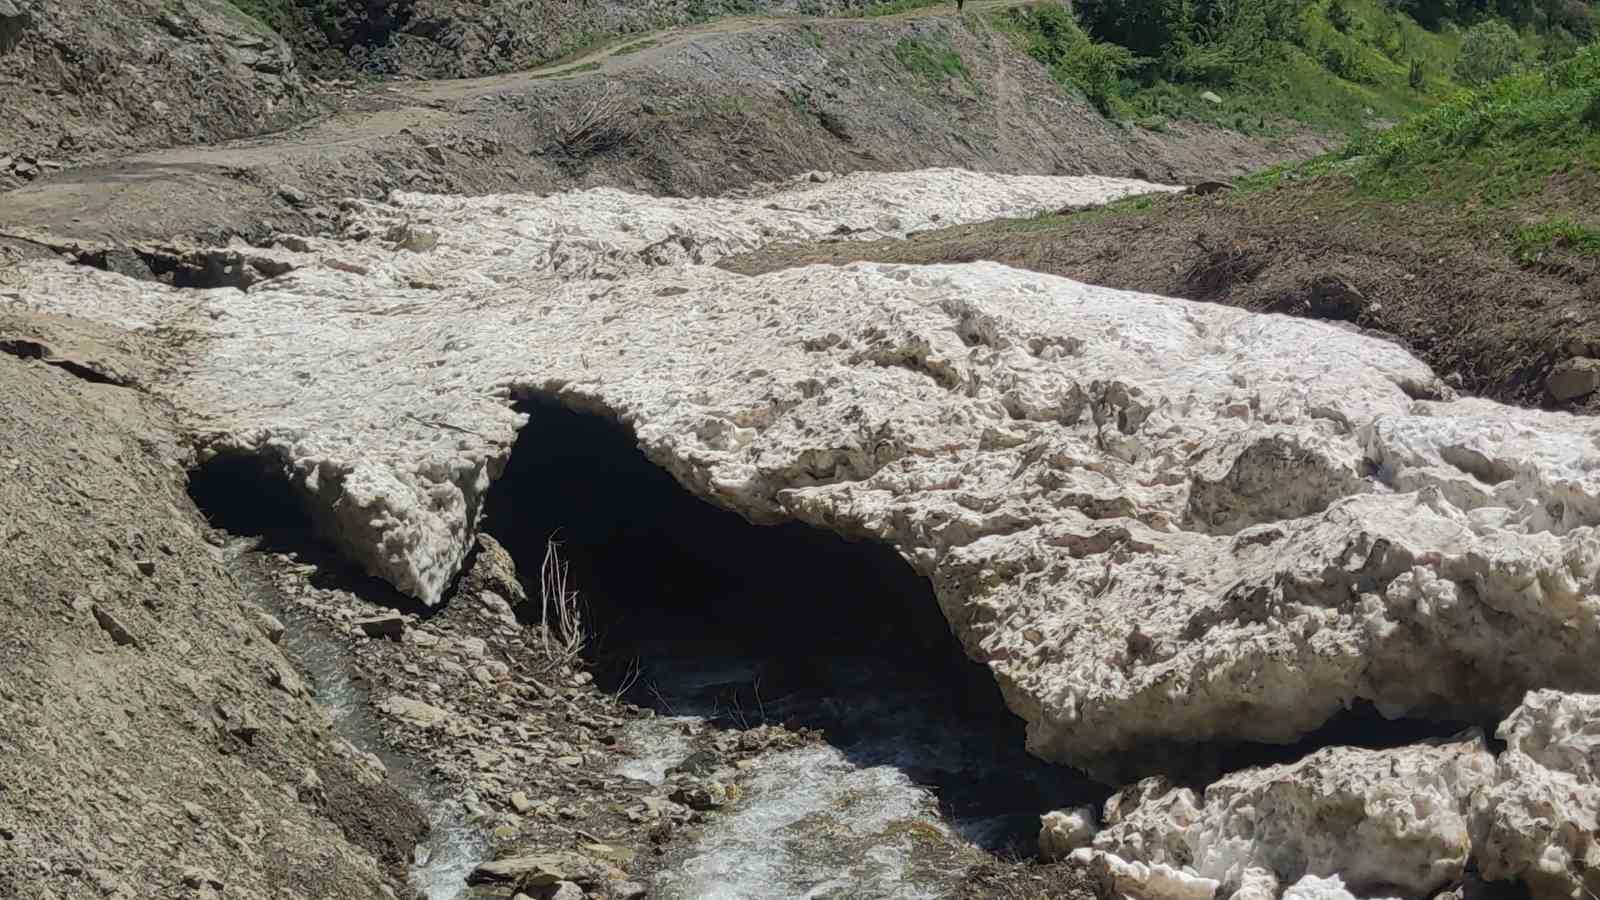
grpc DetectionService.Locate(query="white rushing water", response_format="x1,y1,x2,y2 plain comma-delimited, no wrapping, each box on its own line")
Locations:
657,744,956,900
609,646,1089,900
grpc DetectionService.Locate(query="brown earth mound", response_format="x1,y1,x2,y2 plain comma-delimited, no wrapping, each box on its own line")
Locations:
723,177,1600,410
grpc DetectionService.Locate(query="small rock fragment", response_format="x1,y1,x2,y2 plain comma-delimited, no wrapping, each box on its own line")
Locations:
180,867,223,889
377,694,450,729
354,613,405,640
255,613,285,643
91,604,138,647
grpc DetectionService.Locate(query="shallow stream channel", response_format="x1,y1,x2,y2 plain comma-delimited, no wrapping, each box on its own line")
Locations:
203,394,1105,899
221,538,488,899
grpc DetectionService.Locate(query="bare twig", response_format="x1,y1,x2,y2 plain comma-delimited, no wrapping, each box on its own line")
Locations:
610,656,642,705
647,680,676,716
537,539,587,670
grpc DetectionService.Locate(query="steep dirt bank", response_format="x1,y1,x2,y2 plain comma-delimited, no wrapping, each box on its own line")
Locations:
275,0,952,79
0,309,424,900
0,13,1325,246
0,0,313,183
723,177,1600,412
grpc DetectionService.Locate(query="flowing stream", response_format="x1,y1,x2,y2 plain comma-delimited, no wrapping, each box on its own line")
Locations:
222,539,487,900
227,535,1095,899
609,648,1098,900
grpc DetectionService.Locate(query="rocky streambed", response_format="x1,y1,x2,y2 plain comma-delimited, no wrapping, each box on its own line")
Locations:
8,166,1600,899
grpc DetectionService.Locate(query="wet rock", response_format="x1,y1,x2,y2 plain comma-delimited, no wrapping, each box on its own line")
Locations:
1546,357,1600,400
468,850,623,889
666,749,720,778
535,881,583,900
1472,690,1600,899
469,853,572,885
255,612,285,643
580,842,635,866
670,780,728,811
611,881,647,900
1039,805,1098,860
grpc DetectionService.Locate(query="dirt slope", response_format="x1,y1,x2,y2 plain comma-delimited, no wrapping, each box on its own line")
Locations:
723,179,1600,411
0,310,425,900
0,13,1323,247
0,0,313,184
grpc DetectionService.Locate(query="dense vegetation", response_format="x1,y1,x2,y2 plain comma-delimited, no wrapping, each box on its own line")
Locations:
992,0,1594,135
1333,40,1600,257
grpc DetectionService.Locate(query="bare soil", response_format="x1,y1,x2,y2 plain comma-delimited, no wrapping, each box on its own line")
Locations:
0,309,424,900
723,174,1600,411
0,8,1326,247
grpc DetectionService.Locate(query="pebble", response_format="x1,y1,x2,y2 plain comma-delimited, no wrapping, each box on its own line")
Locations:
510,790,533,813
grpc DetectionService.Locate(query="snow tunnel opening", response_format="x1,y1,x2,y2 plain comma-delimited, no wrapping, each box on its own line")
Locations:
480,394,1102,854
185,450,434,615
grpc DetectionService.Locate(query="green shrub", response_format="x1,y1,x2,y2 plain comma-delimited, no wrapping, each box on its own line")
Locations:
1583,89,1600,128
1409,56,1427,89
1328,0,1355,31
1366,42,1600,167
1453,20,1524,84
1006,5,1142,112
892,38,969,83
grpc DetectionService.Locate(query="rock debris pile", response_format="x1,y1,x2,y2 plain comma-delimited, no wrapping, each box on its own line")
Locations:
10,166,1600,898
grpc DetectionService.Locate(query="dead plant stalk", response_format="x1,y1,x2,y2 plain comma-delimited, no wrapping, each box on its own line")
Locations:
539,539,586,669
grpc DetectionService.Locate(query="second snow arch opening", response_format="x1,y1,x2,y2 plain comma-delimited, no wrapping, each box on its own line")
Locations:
479,394,1098,852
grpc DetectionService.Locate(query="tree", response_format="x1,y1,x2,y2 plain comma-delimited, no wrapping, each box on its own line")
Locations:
1453,20,1524,84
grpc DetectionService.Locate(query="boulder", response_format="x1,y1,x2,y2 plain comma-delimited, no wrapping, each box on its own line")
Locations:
1472,690,1600,900
1546,357,1600,401
1079,734,1494,898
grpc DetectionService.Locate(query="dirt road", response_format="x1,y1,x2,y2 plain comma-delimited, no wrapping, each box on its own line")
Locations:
0,0,1315,249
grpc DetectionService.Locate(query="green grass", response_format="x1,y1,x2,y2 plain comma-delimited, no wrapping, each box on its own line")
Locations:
1217,43,1600,265
892,37,970,82
1342,42,1600,203
530,60,604,79
992,0,1472,137
861,0,945,17
611,38,658,56
1514,216,1600,262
